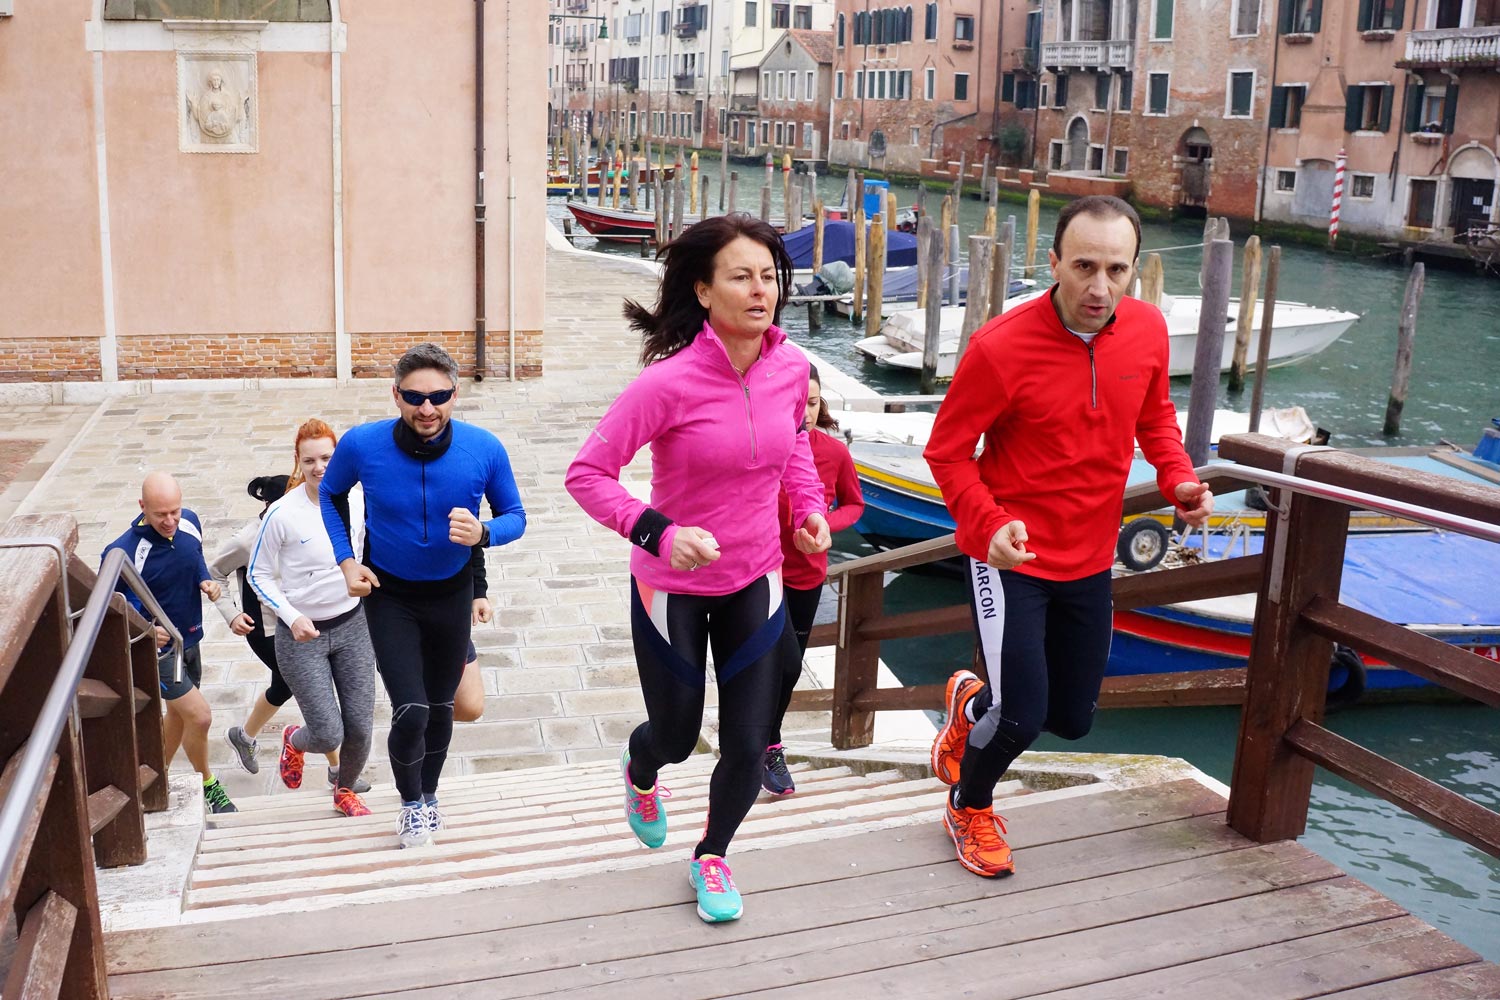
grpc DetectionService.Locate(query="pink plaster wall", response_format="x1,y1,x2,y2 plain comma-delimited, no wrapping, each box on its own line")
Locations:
0,1,106,341
106,50,335,337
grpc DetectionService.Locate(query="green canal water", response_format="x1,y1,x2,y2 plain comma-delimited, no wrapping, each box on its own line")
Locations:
549,177,1500,960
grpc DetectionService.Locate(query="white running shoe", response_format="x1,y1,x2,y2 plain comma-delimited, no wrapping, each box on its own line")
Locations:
424,799,445,840
397,803,431,849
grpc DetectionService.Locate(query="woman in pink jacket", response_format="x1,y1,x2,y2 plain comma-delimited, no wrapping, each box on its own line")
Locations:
566,214,830,923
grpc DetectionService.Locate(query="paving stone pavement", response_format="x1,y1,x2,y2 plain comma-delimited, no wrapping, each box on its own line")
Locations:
15,245,823,805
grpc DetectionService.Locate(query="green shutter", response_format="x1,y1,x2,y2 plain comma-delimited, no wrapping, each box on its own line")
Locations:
1377,85,1393,131
1155,0,1173,38
1279,0,1294,32
1390,0,1406,29
1270,86,1288,128
1357,0,1372,30
1344,86,1363,132
1404,82,1424,132
1443,83,1459,133
1003,72,1015,103
1310,0,1323,31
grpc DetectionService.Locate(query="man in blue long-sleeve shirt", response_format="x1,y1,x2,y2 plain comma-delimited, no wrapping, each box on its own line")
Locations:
320,342,526,848
102,472,237,814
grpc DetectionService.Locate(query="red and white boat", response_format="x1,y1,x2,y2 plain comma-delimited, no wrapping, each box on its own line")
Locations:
565,199,784,243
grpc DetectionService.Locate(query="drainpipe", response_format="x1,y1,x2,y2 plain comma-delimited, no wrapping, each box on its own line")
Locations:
475,0,488,381
1254,25,1282,223
507,0,517,381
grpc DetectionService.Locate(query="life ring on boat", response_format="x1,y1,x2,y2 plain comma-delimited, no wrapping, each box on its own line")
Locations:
1325,644,1367,712
1117,519,1171,572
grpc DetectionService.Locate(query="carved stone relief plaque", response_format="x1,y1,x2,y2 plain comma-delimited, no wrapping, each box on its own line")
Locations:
177,50,257,153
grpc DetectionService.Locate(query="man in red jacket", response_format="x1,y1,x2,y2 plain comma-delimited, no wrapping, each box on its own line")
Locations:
923,195,1214,877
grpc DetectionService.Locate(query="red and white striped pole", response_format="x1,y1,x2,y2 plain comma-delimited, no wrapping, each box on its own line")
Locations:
1329,148,1347,246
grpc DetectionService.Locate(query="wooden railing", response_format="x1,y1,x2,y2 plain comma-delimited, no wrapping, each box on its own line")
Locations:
794,433,1500,859
789,465,1260,747
0,515,172,999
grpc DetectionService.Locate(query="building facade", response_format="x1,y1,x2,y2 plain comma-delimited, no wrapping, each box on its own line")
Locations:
0,1,549,395
726,29,834,158
1261,0,1500,242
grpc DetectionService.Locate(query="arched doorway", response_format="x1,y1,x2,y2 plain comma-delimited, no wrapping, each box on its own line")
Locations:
1448,145,1498,240
1066,117,1089,172
1178,126,1212,209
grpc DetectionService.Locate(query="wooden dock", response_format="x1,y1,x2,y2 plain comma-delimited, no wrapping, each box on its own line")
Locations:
104,774,1500,999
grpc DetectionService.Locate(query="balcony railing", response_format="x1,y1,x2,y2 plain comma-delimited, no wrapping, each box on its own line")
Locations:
730,94,758,112
564,0,589,11
564,36,587,50
1399,25,1500,69
674,20,699,37
1041,39,1134,70
1012,46,1038,73
673,72,697,91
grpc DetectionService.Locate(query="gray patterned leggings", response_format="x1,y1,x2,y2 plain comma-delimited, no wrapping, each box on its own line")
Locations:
273,605,377,791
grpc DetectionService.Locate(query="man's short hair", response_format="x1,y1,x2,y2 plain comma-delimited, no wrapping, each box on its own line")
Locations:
393,343,459,387
1053,195,1142,261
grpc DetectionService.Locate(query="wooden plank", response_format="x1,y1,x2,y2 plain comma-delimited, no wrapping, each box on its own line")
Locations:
826,533,960,580
1315,962,1500,998
106,780,1229,974
786,688,833,713
73,679,122,720
85,786,128,837
1429,448,1500,487
1099,668,1247,708
1227,472,1351,843
0,748,58,919
805,621,837,649
0,515,78,696
1300,596,1500,707
378,840,1342,1000
1,891,78,1000
136,765,158,795
81,603,147,867
1112,554,1263,611
1037,916,1481,999
112,813,1273,999
851,683,943,712
125,607,167,814
717,877,1403,1000
858,604,969,642
1284,719,1500,858
130,687,150,714
831,571,883,748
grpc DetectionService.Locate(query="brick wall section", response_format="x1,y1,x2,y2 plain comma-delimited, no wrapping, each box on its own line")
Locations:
0,339,101,382
118,334,337,379
351,330,544,380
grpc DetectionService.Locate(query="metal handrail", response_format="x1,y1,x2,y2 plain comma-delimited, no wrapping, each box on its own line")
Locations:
0,548,182,901
1248,465,1500,543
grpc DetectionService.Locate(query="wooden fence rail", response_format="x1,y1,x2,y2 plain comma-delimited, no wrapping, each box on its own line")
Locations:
0,516,173,999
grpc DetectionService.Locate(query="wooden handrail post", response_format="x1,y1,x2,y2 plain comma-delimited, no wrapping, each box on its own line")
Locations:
128,599,168,814
1227,453,1352,844
831,569,883,750
82,597,148,867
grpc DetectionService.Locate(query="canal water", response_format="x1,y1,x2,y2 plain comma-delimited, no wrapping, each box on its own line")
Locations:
549,174,1500,960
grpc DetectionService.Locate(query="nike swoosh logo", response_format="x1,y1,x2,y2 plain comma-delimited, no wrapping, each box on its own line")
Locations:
299,537,313,544
637,533,650,544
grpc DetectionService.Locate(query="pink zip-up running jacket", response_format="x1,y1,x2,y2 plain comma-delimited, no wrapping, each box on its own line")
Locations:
566,321,825,596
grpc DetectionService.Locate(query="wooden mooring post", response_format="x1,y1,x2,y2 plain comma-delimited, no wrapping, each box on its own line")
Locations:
727,171,738,216
1183,236,1234,466
1248,246,1282,433
1025,188,1040,275
1228,235,1262,393
958,235,994,363
990,215,1016,320
1139,252,1165,309
919,224,945,395
1383,263,1425,437
865,212,887,341
808,201,826,329
851,199,867,324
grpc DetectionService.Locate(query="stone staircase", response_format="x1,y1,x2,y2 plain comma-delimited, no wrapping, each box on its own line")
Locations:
179,753,1027,923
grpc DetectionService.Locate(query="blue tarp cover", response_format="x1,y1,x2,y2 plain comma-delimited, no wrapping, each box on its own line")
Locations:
782,221,917,269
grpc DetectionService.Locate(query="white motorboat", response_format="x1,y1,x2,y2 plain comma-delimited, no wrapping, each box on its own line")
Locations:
854,290,1359,379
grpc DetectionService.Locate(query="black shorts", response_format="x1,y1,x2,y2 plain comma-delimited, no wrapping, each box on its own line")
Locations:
158,644,203,702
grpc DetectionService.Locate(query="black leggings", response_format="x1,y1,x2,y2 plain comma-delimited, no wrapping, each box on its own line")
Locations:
770,582,823,745
363,576,472,803
241,574,292,706
957,560,1113,810
626,572,800,858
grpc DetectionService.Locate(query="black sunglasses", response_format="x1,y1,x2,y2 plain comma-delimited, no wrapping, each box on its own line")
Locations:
398,387,456,407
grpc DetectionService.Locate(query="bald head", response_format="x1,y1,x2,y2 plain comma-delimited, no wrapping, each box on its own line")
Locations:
139,472,183,538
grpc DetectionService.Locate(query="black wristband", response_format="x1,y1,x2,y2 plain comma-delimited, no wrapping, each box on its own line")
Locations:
478,523,491,547
630,508,674,556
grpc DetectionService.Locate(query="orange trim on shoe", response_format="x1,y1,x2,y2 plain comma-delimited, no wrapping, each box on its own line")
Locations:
943,794,1015,878
931,669,983,785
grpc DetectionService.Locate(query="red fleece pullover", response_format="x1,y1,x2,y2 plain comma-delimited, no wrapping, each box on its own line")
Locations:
923,288,1198,581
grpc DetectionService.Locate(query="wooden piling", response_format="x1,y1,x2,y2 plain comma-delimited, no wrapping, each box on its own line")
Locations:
1025,189,1041,274
990,216,1016,320
728,171,739,215
700,175,710,222
852,200,867,324
866,213,887,340
689,151,700,215
672,174,686,241
981,205,997,238
1183,237,1235,466
1248,246,1281,433
959,235,994,362
627,157,639,210
653,177,664,243
1139,253,1164,309
782,153,793,220
1383,263,1425,437
915,212,933,310
920,225,946,395
597,138,609,207
760,184,772,223
1228,235,1262,392
809,201,826,329
612,150,625,209
845,168,857,213
788,182,803,234
947,223,961,306
720,139,729,212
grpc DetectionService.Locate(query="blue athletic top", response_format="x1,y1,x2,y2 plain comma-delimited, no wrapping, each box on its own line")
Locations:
101,510,211,650
319,418,526,581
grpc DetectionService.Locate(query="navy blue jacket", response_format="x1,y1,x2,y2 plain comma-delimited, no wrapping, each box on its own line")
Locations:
101,510,211,650
320,419,526,582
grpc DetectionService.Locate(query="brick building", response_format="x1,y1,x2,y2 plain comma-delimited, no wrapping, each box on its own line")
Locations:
727,29,835,158
1261,0,1500,242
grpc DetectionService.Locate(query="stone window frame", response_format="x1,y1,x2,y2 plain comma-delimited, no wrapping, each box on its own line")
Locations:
924,66,936,100
1349,172,1377,200
1230,0,1261,37
1112,146,1129,175
954,71,970,102
1049,140,1064,170
1274,169,1297,193
1225,68,1256,119
836,70,846,99
1145,71,1170,116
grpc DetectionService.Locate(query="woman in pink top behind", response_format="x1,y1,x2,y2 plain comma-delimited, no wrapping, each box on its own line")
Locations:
764,364,865,796
566,214,830,923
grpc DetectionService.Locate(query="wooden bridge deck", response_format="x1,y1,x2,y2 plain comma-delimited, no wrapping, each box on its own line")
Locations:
103,778,1499,999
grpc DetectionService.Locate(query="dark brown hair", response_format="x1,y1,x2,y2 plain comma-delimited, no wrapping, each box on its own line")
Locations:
808,364,839,432
1052,195,1142,262
625,213,794,366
